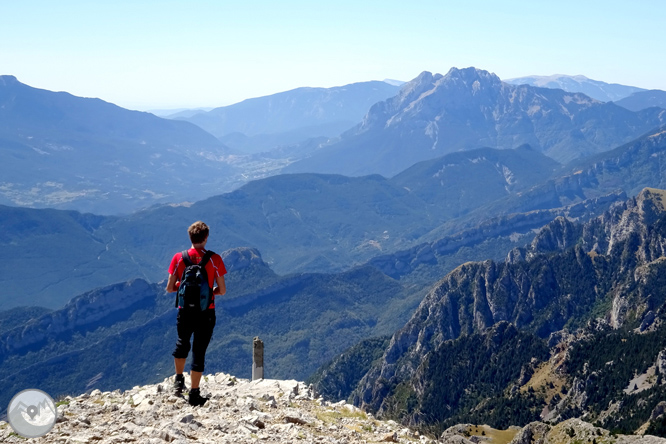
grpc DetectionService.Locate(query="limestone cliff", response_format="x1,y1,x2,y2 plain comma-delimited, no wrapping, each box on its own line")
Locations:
350,188,666,425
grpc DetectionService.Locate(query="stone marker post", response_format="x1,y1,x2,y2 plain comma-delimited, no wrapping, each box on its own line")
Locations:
252,336,264,380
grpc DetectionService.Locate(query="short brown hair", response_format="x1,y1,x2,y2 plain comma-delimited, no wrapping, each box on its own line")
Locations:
188,221,209,244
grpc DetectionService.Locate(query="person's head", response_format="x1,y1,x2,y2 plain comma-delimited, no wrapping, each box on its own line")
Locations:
188,221,209,245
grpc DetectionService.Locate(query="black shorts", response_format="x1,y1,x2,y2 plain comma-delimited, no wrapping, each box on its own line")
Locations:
172,309,216,372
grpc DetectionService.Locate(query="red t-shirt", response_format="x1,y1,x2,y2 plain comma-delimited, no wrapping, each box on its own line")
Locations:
169,248,227,309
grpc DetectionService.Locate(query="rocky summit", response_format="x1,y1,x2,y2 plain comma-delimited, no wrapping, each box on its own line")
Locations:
2,374,664,444
0,374,420,444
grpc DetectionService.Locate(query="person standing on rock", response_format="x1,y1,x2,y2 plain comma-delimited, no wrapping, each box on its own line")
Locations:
166,221,227,406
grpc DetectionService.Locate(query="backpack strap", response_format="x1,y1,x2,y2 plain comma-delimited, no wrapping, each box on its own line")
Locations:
199,251,215,309
181,250,193,267
200,250,214,268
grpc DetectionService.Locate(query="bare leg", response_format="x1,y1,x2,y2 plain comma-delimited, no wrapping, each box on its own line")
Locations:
175,358,186,375
191,371,203,389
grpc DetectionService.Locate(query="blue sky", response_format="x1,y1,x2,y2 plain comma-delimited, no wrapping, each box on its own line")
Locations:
2,0,664,110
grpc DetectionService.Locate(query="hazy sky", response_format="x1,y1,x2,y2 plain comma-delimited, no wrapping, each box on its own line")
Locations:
2,0,664,110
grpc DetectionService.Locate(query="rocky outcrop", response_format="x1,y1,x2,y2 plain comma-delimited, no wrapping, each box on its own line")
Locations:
3,374,660,444
437,419,665,444
651,402,666,422
220,247,266,273
544,418,662,444
353,188,666,416
509,421,551,444
360,70,444,132
657,351,666,375
543,377,588,422
0,374,432,444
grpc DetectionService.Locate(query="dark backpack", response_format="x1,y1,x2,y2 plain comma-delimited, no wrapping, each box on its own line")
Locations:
175,250,214,311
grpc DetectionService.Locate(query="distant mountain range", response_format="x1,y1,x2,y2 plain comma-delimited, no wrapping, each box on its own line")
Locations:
149,107,213,118
503,74,646,102
4,69,663,216
503,74,666,113
0,77,404,214
0,75,236,214
176,81,401,153
390,144,559,208
3,125,666,310
285,67,665,176
615,89,666,112
434,126,666,236
0,144,562,309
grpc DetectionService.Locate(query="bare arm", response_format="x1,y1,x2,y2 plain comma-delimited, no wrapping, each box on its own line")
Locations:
166,274,178,293
213,275,226,296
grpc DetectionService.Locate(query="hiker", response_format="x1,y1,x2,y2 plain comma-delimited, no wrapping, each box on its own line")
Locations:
166,221,227,406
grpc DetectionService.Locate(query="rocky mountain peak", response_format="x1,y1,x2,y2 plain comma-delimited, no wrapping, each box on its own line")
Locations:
598,187,666,257
527,216,582,257
402,71,444,96
360,66,534,135
289,67,665,177
636,187,666,224
359,70,443,130
220,247,266,273
441,66,503,89
373,67,504,130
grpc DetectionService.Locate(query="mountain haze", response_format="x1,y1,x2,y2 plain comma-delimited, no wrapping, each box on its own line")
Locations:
1,192,622,411
503,74,646,102
616,90,666,112
179,81,400,153
391,144,560,208
0,75,236,214
3,123,666,310
0,143,569,309
0,190,627,407
286,67,665,177
428,127,666,238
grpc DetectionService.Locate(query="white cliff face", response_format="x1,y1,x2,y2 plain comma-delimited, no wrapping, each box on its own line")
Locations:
0,373,428,444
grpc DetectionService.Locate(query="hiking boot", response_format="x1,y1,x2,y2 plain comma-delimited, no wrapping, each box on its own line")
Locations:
173,374,185,395
188,388,209,407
